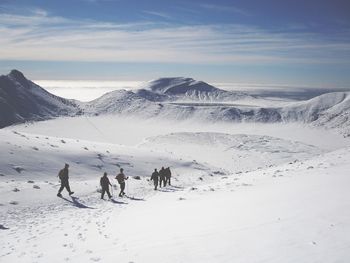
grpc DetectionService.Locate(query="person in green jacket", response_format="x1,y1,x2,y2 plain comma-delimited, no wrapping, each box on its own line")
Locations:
100,172,112,199
150,168,159,190
57,163,74,197
115,168,128,197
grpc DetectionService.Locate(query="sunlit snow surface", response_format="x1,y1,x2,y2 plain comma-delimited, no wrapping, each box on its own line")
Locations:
1,82,350,262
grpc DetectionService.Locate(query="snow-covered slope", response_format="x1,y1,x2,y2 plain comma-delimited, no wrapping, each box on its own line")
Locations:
1,121,349,263
136,77,250,102
140,132,323,172
108,146,350,263
83,89,160,115
0,128,213,209
281,92,350,135
0,70,80,128
83,77,350,136
1,70,349,136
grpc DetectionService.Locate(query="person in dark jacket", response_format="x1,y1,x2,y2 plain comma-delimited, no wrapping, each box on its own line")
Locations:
159,167,166,187
100,172,112,199
115,168,128,197
150,168,159,190
165,167,172,186
57,163,74,197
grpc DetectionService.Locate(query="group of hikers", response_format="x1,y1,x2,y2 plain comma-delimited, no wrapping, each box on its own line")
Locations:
150,167,172,190
57,163,172,200
100,168,128,199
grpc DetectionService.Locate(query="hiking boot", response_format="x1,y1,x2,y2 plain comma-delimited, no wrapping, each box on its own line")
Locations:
69,192,74,195
57,193,62,197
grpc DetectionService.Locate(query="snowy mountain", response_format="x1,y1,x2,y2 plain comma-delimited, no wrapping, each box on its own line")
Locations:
281,92,350,135
0,70,349,136
0,70,80,128
82,77,254,117
83,77,350,136
83,89,158,115
136,77,250,102
1,72,350,263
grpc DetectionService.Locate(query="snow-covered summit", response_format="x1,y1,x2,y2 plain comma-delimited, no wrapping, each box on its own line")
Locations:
136,77,249,102
7,69,30,88
140,77,218,95
0,70,80,128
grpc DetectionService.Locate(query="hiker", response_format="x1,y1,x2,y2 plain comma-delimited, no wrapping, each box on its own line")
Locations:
159,167,166,187
115,168,128,197
150,168,159,190
165,167,172,186
100,172,112,199
57,163,74,197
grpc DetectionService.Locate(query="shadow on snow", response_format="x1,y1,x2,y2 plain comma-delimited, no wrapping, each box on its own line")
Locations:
0,224,9,230
110,198,128,205
60,196,95,209
158,186,184,193
124,195,145,201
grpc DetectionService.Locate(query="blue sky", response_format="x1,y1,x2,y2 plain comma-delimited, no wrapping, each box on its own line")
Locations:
0,0,349,87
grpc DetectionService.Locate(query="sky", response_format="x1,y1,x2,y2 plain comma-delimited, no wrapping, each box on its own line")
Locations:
0,0,350,87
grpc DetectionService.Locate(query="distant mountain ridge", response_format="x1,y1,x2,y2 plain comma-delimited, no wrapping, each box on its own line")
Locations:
136,77,250,102
140,77,219,94
0,70,349,136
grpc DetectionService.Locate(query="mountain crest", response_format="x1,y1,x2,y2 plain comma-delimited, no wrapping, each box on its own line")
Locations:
142,77,219,95
0,70,79,128
8,69,27,82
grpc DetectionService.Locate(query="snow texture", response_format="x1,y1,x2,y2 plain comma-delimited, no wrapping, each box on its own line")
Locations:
1,121,350,262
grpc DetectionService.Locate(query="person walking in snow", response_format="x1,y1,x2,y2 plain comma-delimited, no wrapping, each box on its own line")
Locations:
57,163,74,197
165,167,172,186
100,172,112,199
150,168,159,190
115,168,128,197
159,167,166,187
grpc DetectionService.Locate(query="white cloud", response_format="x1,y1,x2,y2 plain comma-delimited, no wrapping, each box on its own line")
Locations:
32,8,48,17
0,11,349,65
199,3,250,16
142,10,172,20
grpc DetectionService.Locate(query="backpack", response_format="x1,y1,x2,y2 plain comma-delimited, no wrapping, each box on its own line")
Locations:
116,173,124,184
58,169,65,180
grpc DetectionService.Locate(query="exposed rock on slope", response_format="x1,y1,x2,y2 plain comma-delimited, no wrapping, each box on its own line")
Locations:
0,70,80,128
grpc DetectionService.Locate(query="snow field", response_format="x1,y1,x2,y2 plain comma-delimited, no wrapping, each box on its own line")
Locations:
1,143,349,263
1,117,350,262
